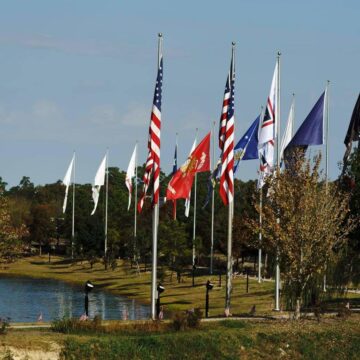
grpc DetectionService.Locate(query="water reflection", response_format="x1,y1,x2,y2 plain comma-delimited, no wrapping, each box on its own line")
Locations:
0,276,150,323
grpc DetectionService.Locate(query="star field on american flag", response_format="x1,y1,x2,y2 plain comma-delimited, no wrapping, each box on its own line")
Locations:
153,58,163,110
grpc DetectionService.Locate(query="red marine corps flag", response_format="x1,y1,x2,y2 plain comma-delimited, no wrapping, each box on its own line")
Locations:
167,132,210,200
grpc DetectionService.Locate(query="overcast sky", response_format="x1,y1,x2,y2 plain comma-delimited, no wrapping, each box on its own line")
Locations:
0,0,359,187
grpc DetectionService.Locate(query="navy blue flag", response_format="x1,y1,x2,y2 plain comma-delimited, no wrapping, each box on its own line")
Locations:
202,159,221,208
172,143,178,175
286,92,325,150
234,115,260,173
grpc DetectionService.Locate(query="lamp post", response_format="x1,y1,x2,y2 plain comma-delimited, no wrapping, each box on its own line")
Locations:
84,280,94,317
192,264,196,287
156,283,165,319
246,268,249,294
205,280,214,318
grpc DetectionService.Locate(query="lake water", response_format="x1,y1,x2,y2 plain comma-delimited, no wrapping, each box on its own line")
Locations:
0,276,150,323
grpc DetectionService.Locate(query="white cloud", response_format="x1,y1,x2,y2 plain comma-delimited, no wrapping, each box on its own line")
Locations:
32,100,63,123
88,105,119,125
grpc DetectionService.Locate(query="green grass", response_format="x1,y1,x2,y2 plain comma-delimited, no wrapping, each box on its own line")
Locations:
57,315,360,359
1,315,359,359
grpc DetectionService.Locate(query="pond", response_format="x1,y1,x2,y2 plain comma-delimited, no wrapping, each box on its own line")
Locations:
0,276,150,323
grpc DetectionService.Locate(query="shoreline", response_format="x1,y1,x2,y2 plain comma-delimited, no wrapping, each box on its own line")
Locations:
0,256,154,309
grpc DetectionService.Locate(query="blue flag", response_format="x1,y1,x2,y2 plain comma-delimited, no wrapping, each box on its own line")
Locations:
286,92,325,150
172,143,178,175
234,115,260,173
202,159,221,208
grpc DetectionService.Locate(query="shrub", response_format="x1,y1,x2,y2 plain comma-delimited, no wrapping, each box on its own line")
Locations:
172,308,203,331
51,315,102,334
172,312,188,331
0,317,10,335
187,308,202,329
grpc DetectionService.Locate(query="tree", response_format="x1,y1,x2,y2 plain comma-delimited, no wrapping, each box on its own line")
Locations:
30,204,57,255
249,152,353,319
334,147,360,287
158,218,192,283
0,192,28,262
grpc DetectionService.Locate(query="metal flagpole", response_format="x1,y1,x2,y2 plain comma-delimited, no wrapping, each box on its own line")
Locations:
151,33,162,320
71,151,75,259
225,196,234,312
258,106,264,283
291,93,295,137
323,80,330,292
275,51,281,312
225,42,235,313
134,142,138,262
105,149,109,259
210,121,215,275
173,133,178,220
192,128,198,286
258,187,263,283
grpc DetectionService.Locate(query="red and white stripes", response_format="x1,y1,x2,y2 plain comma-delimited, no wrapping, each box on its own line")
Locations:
219,47,235,206
137,55,163,213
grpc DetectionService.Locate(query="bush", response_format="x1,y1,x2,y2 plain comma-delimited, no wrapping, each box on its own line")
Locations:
172,308,202,331
51,315,102,334
187,308,202,329
172,312,188,331
0,317,10,335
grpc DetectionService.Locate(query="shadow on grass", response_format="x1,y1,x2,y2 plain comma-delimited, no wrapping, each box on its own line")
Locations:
30,261,48,265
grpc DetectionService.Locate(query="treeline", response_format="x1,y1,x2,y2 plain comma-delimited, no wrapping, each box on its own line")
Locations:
0,148,359,300
0,167,259,273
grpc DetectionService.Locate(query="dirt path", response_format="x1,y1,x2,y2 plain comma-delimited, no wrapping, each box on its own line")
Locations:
0,344,61,360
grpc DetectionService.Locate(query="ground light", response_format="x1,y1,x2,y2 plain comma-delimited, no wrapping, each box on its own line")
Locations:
156,283,165,319
84,280,94,317
205,280,214,318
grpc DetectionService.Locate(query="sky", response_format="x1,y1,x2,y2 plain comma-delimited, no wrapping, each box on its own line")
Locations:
0,0,359,187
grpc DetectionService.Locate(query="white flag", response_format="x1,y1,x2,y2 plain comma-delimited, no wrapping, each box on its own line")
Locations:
62,154,75,213
91,154,107,215
125,144,137,210
258,62,278,145
258,61,278,188
184,138,197,217
280,99,295,163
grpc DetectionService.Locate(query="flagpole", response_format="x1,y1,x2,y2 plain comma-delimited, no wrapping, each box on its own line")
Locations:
225,42,235,314
134,142,138,262
151,32,162,320
173,133,178,220
258,106,264,283
291,93,295,137
323,80,330,292
105,149,109,261
210,121,215,275
71,151,75,259
275,51,281,312
192,128,198,287
258,187,263,283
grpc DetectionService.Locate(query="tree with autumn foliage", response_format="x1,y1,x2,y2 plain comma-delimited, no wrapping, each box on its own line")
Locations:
249,151,354,318
0,192,28,262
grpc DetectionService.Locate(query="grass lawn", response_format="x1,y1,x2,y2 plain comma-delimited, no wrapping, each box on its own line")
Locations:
0,315,359,359
0,255,358,319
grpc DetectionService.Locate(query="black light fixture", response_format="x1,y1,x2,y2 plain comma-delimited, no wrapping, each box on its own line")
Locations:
84,280,94,317
156,283,165,319
205,280,214,318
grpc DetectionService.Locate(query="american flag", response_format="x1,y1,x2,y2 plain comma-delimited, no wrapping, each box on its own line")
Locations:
137,55,163,213
219,46,235,205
